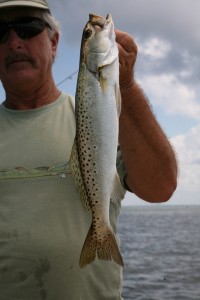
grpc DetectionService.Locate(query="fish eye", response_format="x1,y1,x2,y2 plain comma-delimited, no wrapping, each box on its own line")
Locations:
84,29,92,39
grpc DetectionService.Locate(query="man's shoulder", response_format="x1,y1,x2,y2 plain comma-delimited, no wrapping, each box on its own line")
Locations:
60,92,75,111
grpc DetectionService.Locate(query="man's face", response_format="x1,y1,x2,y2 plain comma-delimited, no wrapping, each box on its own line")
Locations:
0,7,58,90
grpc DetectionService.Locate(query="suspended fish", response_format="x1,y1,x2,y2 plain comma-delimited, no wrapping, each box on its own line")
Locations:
70,13,125,268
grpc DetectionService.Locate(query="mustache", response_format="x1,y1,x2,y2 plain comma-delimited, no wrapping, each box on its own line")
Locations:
5,52,37,68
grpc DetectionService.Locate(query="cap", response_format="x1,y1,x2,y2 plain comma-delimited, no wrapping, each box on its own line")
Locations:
0,0,50,11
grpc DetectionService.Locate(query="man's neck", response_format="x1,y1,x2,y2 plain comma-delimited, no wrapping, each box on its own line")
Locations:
3,82,61,110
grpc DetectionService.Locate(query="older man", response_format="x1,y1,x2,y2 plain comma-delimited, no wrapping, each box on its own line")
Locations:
0,0,177,299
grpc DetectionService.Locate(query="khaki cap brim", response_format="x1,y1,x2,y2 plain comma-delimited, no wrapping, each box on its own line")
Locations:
0,0,50,10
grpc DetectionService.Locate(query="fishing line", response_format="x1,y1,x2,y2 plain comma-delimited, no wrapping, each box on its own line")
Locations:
56,70,78,87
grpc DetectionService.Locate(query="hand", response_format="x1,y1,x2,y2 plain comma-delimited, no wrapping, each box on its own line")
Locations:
115,30,138,90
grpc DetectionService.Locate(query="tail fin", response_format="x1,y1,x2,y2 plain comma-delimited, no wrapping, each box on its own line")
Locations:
79,224,124,268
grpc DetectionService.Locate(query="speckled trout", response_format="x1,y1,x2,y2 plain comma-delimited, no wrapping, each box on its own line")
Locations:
70,14,125,268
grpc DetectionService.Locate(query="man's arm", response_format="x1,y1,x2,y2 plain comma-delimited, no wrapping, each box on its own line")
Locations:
116,30,177,203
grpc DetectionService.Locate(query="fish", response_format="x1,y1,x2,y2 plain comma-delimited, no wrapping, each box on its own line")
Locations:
70,13,125,268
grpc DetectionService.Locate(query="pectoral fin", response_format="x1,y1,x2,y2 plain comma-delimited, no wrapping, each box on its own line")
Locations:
99,71,108,94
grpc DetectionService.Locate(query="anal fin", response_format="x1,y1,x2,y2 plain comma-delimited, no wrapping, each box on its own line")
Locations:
110,171,126,203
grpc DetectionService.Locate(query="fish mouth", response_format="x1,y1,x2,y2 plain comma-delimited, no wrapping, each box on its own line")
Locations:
89,13,112,28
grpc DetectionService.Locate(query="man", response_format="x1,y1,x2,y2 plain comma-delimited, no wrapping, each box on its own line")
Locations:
0,0,177,299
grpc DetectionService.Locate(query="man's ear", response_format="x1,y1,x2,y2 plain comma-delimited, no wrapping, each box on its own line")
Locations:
51,32,59,61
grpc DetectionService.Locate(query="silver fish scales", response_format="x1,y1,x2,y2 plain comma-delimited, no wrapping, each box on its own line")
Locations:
70,13,125,268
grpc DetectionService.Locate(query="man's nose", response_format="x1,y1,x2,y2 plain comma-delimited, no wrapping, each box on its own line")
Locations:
6,29,22,50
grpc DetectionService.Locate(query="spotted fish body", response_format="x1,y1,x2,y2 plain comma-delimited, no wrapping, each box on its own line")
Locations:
70,14,125,268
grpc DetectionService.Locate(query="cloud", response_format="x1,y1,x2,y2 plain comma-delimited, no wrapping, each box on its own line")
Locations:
48,0,200,49
171,125,200,192
47,0,200,206
49,0,200,88
138,73,200,120
138,37,171,60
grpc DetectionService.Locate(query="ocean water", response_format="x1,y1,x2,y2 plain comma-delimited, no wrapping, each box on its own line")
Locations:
118,205,200,300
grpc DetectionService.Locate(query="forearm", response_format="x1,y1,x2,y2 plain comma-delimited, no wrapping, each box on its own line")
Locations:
119,81,177,202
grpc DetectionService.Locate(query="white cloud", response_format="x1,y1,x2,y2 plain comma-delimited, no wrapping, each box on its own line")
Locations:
138,37,171,60
171,124,200,192
138,74,200,120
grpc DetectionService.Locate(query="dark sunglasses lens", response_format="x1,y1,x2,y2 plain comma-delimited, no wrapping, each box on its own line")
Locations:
0,27,9,44
15,23,45,39
0,21,46,44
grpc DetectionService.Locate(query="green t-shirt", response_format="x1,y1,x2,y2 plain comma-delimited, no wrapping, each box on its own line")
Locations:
0,93,126,300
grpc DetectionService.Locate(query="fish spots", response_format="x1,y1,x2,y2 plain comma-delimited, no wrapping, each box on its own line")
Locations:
76,111,100,200
75,13,125,268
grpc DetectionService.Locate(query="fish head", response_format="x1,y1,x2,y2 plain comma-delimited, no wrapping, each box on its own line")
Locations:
81,14,118,73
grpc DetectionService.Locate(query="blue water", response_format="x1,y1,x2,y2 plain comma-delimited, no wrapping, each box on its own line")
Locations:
118,205,200,300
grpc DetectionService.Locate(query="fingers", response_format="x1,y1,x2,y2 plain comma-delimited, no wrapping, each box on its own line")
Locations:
115,29,137,54
115,30,137,89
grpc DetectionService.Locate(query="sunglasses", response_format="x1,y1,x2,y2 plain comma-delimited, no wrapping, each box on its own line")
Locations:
0,17,52,44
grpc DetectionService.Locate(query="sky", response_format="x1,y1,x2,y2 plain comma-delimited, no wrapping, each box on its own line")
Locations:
0,0,200,206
